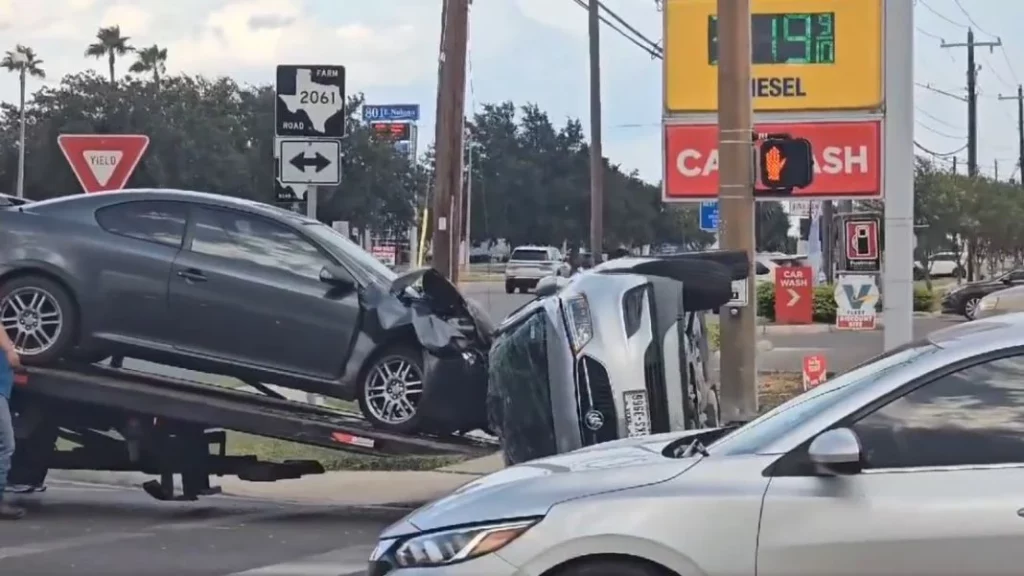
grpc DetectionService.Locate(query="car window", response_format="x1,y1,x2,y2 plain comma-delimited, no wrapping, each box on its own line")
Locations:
303,223,396,285
189,207,329,280
95,201,188,248
709,340,940,456
852,355,1024,470
1007,270,1024,282
932,254,956,262
510,249,549,262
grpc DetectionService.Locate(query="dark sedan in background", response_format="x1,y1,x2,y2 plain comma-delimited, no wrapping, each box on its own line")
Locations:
0,189,493,434
941,268,1024,319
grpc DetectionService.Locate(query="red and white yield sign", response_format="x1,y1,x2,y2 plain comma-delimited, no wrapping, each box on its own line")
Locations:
846,220,879,261
57,134,149,194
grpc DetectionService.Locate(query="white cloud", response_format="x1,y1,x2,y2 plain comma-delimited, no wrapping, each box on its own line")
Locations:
100,3,153,36
165,0,439,88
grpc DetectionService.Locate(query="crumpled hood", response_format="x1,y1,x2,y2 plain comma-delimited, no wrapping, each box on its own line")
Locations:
380,427,719,537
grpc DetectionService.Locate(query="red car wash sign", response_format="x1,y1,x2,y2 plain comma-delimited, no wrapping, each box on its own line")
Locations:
774,266,813,325
663,120,881,200
58,134,150,194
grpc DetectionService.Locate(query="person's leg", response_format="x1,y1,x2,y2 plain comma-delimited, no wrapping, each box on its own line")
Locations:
0,396,25,519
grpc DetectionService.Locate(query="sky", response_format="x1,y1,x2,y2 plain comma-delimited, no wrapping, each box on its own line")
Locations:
0,0,1019,185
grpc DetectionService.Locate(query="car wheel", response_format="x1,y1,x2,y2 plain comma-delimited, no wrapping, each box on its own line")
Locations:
517,284,529,294
963,296,981,320
357,344,426,434
556,558,667,576
0,275,78,365
504,280,515,294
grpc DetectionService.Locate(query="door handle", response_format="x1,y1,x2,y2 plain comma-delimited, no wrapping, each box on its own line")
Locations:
176,268,207,282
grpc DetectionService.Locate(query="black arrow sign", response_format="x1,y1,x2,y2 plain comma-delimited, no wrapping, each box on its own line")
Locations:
290,151,331,172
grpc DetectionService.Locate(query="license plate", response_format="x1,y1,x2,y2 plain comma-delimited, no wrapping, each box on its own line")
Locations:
622,391,651,437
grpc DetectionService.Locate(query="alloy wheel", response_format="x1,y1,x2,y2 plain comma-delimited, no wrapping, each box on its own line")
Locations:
0,287,64,356
965,297,980,320
363,356,424,424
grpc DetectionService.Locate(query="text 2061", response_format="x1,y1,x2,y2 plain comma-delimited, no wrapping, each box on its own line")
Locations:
299,91,338,105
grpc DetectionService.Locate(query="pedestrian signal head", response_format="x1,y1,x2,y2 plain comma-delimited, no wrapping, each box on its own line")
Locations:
758,137,814,190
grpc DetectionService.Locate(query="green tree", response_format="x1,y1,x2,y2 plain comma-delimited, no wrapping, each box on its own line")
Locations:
129,44,167,85
85,25,133,84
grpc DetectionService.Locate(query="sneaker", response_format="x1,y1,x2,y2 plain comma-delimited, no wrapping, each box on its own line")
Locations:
0,503,25,520
4,484,40,494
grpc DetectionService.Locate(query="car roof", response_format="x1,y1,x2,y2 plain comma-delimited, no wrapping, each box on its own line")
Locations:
928,312,1024,351
22,189,318,225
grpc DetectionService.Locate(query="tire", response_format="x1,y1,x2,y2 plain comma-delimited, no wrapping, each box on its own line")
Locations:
357,344,427,434
963,296,981,320
505,280,515,294
0,274,78,365
555,558,666,576
702,388,721,428
517,284,528,294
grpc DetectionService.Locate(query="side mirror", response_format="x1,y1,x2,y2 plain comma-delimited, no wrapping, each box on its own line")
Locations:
1003,276,1015,285
807,428,862,475
534,275,564,297
319,264,355,288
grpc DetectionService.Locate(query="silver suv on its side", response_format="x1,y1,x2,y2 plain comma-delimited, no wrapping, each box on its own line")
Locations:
504,246,569,294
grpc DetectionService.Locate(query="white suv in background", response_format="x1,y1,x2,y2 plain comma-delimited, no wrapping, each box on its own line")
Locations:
504,245,570,293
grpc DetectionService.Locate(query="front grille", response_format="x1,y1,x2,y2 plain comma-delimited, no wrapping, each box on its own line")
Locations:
642,286,671,434
575,356,617,445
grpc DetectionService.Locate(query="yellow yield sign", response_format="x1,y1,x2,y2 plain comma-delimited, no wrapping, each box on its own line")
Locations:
663,0,882,112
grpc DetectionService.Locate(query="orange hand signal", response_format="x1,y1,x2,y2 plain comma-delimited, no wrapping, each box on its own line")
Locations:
764,146,786,182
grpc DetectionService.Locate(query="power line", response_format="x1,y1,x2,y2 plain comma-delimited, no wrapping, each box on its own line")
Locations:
952,0,995,38
916,105,963,130
569,0,663,59
915,141,968,157
916,120,965,140
916,0,968,29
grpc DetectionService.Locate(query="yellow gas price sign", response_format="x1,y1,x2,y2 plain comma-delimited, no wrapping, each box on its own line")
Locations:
664,0,882,112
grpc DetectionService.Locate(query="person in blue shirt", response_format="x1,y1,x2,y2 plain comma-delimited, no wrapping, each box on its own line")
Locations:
0,328,25,519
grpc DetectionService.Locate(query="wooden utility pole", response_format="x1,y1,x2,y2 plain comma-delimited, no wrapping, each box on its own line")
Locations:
998,84,1024,188
716,0,757,421
431,0,470,281
587,0,605,260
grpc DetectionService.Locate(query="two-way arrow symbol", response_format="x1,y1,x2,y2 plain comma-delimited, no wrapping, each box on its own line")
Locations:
290,151,331,172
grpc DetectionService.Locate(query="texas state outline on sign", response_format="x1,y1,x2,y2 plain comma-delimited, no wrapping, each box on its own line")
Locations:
57,134,150,194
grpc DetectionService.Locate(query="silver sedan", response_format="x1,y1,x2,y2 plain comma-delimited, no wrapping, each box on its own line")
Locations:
370,313,1024,575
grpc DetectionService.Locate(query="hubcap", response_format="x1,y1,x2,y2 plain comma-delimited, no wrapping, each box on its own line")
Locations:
0,287,64,356
364,357,423,424
966,298,979,318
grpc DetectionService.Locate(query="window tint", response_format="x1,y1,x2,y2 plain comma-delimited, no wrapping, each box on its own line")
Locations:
932,254,956,262
852,355,1024,469
510,249,549,262
189,207,329,279
95,201,187,247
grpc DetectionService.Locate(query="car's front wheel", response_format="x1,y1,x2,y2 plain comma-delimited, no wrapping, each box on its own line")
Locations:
0,275,78,365
963,296,981,320
357,344,426,434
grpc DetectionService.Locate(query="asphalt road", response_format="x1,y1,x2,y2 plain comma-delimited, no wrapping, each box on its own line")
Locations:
757,315,965,373
0,483,388,576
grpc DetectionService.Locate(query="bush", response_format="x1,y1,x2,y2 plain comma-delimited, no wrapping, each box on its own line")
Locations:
757,281,937,323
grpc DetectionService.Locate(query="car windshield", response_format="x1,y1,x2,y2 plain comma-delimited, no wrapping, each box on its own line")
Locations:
511,249,549,262
304,223,397,285
707,339,940,455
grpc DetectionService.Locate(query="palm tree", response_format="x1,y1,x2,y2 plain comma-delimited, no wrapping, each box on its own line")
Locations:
85,25,133,84
2,45,45,198
129,44,168,85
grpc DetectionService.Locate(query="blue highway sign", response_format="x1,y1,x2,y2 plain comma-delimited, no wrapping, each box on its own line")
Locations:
362,104,420,122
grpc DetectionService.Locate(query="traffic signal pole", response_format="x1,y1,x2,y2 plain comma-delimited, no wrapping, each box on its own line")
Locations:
716,0,758,422
882,0,915,350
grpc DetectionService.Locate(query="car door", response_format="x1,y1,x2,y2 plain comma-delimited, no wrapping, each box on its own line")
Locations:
168,205,360,379
757,354,1024,576
90,200,188,346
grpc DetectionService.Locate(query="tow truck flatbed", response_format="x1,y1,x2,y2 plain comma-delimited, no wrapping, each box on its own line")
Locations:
9,363,497,501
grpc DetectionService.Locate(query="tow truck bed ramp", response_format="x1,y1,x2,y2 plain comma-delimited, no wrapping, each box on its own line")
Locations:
15,363,497,457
